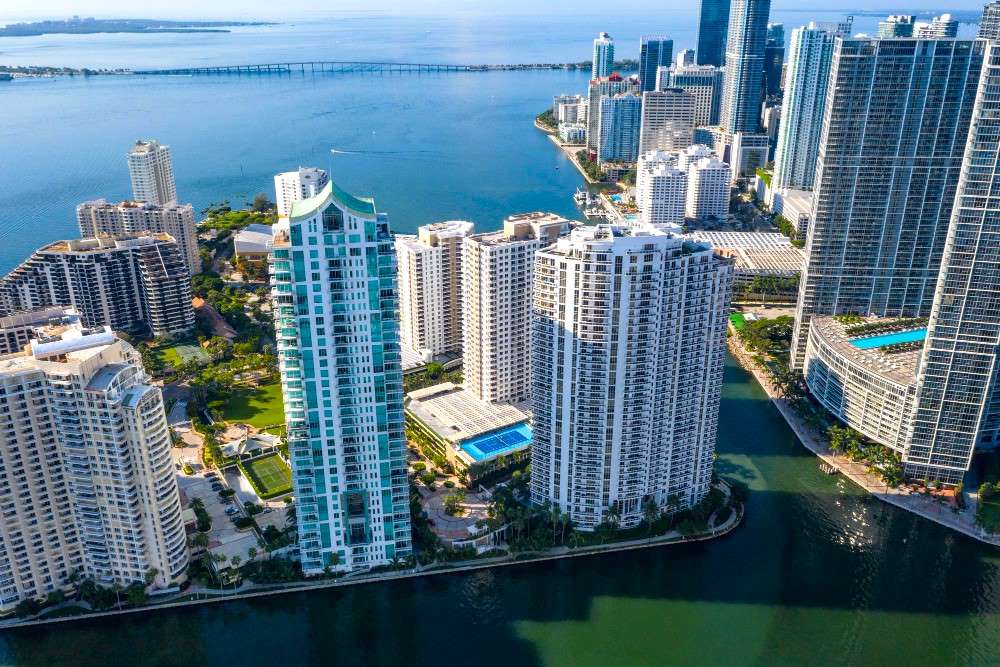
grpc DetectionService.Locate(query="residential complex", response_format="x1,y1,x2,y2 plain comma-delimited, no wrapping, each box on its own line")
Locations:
127,140,177,206
552,94,586,123
981,2,1000,40
660,64,724,127
274,167,330,217
395,220,474,359
685,157,731,220
696,0,730,66
269,179,411,574
914,14,959,39
790,37,984,368
0,306,77,356
878,15,915,38
638,89,695,155
772,21,846,193
639,36,674,92
462,212,573,405
76,199,201,274
592,32,615,79
598,93,642,164
636,161,687,226
0,321,188,612
0,234,195,339
529,223,732,530
720,0,771,133
587,74,640,152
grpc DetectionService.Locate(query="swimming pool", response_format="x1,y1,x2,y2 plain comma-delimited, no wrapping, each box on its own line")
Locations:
459,423,532,462
610,194,623,203
850,328,928,350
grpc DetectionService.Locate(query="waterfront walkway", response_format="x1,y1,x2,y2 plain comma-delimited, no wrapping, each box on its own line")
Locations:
727,332,1000,547
2,498,742,630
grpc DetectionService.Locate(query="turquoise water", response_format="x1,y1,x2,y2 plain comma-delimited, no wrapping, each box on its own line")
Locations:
461,422,532,461
851,328,928,349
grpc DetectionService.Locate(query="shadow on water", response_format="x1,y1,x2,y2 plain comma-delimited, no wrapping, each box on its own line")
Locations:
4,355,1000,666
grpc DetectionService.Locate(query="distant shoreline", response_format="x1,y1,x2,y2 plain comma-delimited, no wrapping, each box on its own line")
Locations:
0,18,277,38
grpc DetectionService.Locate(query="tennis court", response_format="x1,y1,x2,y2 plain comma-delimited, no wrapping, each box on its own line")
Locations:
242,454,292,498
460,423,532,462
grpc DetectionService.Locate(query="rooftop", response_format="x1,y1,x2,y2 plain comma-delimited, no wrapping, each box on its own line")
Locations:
405,382,530,444
288,179,376,220
687,231,805,275
810,316,924,387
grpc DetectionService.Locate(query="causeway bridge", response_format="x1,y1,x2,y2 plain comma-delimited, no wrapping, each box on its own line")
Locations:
133,61,588,75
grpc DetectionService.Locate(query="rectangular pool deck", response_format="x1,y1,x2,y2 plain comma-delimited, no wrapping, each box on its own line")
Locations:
850,328,928,350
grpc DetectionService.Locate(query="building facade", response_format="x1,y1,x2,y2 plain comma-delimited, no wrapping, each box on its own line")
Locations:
763,23,785,97
529,224,732,530
0,235,195,339
697,0,731,67
639,36,674,92
686,158,731,220
76,199,201,274
662,64,725,127
981,2,1000,41
638,89,696,155
462,213,573,404
720,0,771,133
269,180,411,574
637,163,687,226
395,220,474,359
592,32,615,79
878,15,915,38
0,322,188,612
914,14,959,39
790,38,984,368
0,307,77,356
274,167,330,217
587,74,640,151
598,93,642,164
127,140,177,206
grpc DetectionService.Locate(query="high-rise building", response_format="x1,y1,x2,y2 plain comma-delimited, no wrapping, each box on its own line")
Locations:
636,160,687,226
661,64,725,126
395,220,474,359
127,140,177,206
553,94,587,123
639,36,674,92
269,179,411,574
529,223,733,531
772,22,842,192
686,158,732,220
0,320,188,612
76,199,201,274
878,15,915,38
639,89,696,155
598,93,642,164
274,167,330,217
763,23,785,97
587,74,641,151
0,234,195,339
981,2,1000,41
593,32,615,79
906,45,1000,482
915,14,959,39
676,48,697,67
720,0,771,134
790,38,985,368
697,0,731,67
462,213,573,404
0,306,77,356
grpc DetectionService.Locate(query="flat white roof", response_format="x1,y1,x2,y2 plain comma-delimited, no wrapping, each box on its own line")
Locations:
406,382,530,443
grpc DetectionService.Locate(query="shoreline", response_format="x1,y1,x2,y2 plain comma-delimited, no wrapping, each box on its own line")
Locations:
1,498,743,631
726,330,1000,547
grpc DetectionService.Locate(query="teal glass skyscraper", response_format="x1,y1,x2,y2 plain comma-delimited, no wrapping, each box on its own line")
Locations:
696,0,730,67
270,180,412,574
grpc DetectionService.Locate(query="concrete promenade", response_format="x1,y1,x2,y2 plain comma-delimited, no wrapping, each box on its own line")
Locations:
727,332,1000,547
3,498,743,630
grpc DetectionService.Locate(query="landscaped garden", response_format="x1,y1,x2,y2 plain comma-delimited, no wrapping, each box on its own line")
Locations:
239,453,293,500
209,381,284,430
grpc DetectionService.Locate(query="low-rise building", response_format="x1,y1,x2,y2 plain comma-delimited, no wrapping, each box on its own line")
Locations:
233,223,274,261
558,122,587,144
687,231,804,294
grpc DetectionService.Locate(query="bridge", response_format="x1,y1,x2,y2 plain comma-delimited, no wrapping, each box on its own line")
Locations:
132,61,587,75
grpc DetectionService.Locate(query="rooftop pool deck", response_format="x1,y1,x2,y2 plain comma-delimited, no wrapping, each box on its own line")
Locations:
850,328,928,350
459,422,532,462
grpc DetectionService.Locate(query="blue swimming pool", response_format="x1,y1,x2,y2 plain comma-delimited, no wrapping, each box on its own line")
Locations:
610,194,623,203
850,328,928,349
460,423,532,462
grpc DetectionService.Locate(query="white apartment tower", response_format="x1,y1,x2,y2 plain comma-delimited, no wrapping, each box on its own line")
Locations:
274,167,330,217
686,158,731,220
530,224,733,530
637,163,687,226
638,89,696,155
269,179,411,574
0,322,188,611
462,213,573,404
76,199,201,274
395,220,474,359
127,140,177,206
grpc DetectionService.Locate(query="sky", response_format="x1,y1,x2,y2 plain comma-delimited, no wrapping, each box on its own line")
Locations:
0,1,990,22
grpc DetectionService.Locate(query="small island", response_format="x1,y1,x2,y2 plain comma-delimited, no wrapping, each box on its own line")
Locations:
0,17,276,38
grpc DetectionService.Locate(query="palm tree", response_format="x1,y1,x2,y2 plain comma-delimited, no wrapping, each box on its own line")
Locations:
605,503,621,533
643,498,660,537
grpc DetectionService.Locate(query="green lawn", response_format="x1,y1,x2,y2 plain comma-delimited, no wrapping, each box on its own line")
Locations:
156,342,211,368
210,381,285,429
729,313,746,330
241,454,292,499
978,497,1000,534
